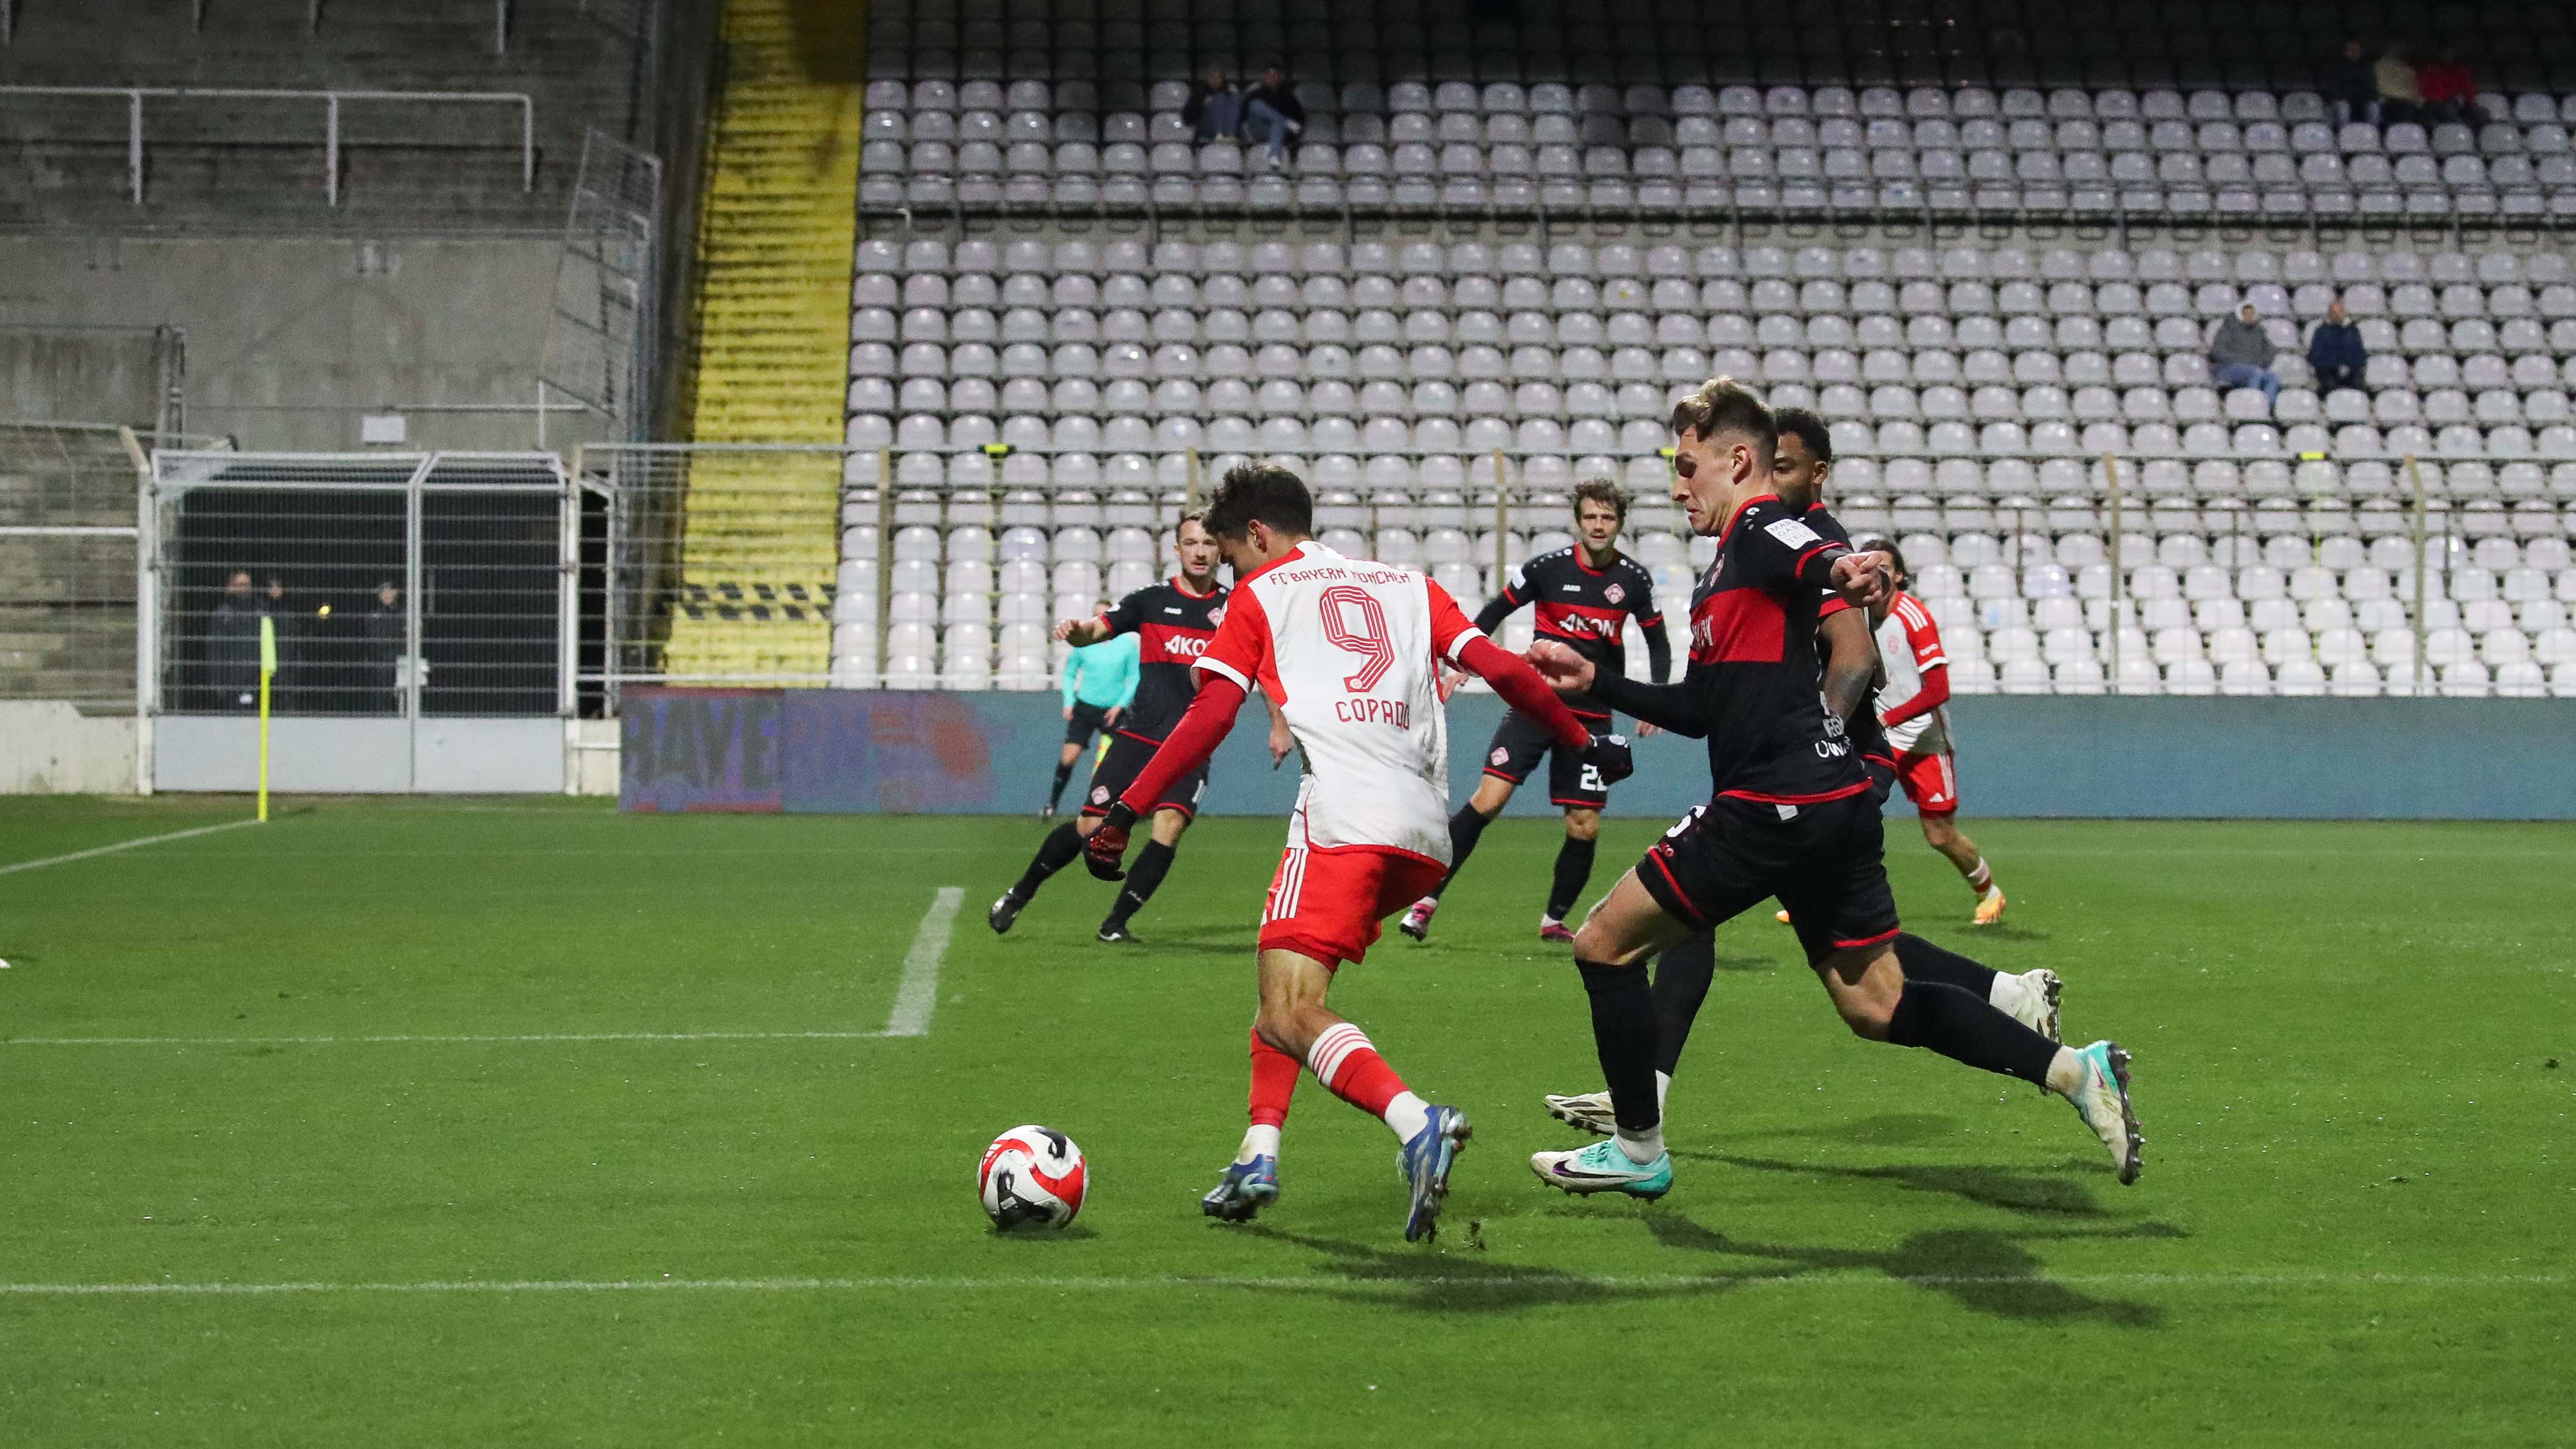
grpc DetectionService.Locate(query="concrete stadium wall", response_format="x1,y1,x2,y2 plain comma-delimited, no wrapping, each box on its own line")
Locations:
0,702,136,793
617,689,2576,821
0,236,558,451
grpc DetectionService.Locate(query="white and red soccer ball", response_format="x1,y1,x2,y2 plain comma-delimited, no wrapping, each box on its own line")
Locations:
978,1125,1087,1230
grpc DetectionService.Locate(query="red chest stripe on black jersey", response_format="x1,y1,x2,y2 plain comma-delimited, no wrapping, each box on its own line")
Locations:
1534,600,1631,641
1687,588,1786,664
1136,620,1216,663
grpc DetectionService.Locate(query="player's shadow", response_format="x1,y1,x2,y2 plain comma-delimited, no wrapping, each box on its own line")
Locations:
1233,1225,1748,1315
1707,1153,2112,1217
1644,1213,2169,1327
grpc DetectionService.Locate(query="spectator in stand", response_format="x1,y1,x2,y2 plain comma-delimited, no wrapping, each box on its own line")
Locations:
2306,298,2368,396
1183,67,1241,142
1240,66,1305,168
2416,47,2487,126
2327,39,2380,126
2374,43,2421,128
2209,301,2282,415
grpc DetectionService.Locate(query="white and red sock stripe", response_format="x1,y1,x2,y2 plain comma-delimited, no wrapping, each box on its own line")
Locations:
1306,1022,1372,1089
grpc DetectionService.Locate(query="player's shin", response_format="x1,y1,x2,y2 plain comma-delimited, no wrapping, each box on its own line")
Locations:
1576,959,1665,1162
1427,804,1490,899
1882,978,2056,1087
1013,822,1086,897
1891,931,1998,999
1242,1025,1297,1162
1049,759,1076,808
1649,931,1718,1086
1103,839,1176,928
1306,1020,1430,1141
1546,836,1597,922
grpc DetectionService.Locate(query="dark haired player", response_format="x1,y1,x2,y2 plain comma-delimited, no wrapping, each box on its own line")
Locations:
989,514,1284,944
1080,463,1634,1239
1541,408,2060,1135
1524,380,2141,1199
1399,478,1670,944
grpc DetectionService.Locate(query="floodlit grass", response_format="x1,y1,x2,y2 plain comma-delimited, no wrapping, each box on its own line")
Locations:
1,799,2569,1446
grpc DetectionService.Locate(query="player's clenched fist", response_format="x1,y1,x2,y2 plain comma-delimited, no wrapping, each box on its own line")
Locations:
1582,732,1635,788
1081,801,1135,879
1524,639,1597,695
1830,550,1898,609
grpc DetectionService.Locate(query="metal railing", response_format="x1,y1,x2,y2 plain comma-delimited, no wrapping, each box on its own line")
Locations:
0,86,534,206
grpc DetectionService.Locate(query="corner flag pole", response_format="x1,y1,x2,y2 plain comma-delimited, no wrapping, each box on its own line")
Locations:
257,614,276,822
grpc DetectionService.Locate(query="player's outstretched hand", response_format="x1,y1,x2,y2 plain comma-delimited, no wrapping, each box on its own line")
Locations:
1082,802,1135,880
1526,639,1597,695
1830,551,1897,609
1583,732,1636,788
1050,617,1081,643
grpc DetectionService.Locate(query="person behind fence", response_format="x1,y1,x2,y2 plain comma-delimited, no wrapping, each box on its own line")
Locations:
1241,65,1304,167
209,568,264,710
261,575,299,710
367,581,407,715
2209,302,2281,415
2307,298,2368,396
2327,38,2380,126
1184,67,1241,142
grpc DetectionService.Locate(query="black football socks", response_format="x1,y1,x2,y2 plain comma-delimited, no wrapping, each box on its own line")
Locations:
1048,759,1077,810
1892,931,1999,999
1883,979,2056,1086
1013,821,1085,899
1649,930,1718,1078
1576,958,1664,1136
1545,836,1596,921
1426,804,1491,900
1102,839,1176,931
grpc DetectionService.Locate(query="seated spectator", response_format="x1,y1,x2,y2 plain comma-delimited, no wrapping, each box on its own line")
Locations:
2416,47,2487,126
2326,39,2380,126
2209,302,2282,414
2306,299,2368,395
2374,44,2420,127
1183,67,1241,142
1240,66,1305,167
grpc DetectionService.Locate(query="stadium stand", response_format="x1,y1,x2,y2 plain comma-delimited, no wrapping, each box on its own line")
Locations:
0,0,653,230
814,2,2576,700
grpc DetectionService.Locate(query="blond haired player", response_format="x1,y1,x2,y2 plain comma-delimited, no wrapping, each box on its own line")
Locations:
1084,463,1630,1241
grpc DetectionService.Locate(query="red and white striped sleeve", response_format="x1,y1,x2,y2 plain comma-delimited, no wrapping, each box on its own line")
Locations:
1895,594,1947,671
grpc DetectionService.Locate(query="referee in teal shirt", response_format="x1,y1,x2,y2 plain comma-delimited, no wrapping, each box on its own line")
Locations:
1047,601,1138,818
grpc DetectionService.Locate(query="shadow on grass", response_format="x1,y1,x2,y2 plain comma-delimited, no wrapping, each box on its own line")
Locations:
1727,1112,1965,1148
1704,1154,2112,1217
1644,1213,2172,1327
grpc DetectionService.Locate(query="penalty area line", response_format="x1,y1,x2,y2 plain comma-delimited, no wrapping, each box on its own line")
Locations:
0,817,263,878
0,1270,2560,1298
880,886,964,1038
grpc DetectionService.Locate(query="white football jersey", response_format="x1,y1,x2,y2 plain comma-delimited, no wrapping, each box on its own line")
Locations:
1194,540,1484,863
1873,591,1952,755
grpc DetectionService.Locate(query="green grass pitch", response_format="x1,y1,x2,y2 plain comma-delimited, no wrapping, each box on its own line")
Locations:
2,796,2569,1446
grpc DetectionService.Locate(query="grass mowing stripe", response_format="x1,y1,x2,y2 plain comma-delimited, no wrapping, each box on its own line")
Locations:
0,817,261,876
882,886,965,1038
1,1272,2561,1298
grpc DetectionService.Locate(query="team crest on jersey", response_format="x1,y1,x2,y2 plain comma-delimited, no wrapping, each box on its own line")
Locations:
1090,785,1109,804
1207,604,1225,625
1602,583,1625,605
1490,746,1509,766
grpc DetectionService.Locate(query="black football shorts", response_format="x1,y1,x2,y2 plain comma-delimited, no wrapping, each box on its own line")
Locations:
1635,791,1901,966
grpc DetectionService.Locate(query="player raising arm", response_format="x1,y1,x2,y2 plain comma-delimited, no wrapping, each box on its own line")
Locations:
1523,380,2141,1202
1083,463,1631,1241
1398,479,1670,945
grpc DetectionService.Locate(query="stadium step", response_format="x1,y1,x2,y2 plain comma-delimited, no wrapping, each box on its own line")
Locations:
666,0,865,683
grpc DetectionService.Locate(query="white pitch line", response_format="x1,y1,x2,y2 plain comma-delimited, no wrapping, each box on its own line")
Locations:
0,1271,2558,1299
880,886,964,1039
0,817,261,877
2,1031,885,1047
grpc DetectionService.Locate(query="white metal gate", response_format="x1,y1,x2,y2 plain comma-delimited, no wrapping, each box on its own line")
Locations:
140,450,576,793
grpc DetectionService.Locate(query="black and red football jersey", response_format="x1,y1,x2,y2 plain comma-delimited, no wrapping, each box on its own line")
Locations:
1473,546,1667,720
1590,494,1869,805
1098,576,1227,742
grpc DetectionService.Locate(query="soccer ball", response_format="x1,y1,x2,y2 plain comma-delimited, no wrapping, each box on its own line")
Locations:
978,1125,1087,1230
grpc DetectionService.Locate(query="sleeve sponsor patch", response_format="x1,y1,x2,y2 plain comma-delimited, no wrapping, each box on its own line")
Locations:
1762,517,1824,551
